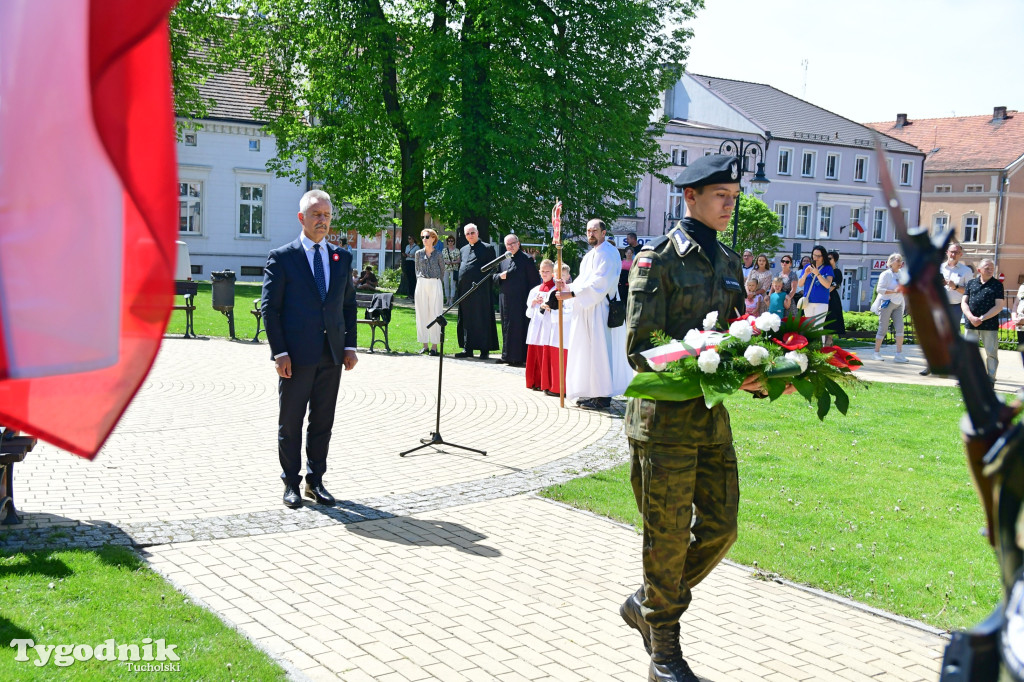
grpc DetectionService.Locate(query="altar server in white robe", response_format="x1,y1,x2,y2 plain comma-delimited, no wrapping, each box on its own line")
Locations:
555,219,633,410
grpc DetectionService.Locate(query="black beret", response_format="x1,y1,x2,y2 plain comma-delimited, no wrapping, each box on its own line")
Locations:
672,154,741,189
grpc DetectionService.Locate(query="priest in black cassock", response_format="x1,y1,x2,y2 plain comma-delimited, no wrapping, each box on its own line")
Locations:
454,223,500,359
493,234,541,367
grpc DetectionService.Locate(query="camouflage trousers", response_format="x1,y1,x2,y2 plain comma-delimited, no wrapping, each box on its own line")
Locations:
629,438,739,628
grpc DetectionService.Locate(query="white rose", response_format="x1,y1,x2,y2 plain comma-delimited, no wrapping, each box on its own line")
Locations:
728,320,754,343
697,348,721,374
702,311,718,331
785,350,808,373
683,328,706,349
744,345,770,366
754,312,782,333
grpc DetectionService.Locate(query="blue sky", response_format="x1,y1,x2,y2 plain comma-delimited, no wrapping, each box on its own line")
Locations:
684,0,1024,124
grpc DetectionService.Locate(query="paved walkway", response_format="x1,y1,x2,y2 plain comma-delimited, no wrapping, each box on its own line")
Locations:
5,337,999,681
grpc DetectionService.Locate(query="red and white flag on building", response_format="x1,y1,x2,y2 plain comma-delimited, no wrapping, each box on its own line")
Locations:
0,0,179,458
551,200,562,245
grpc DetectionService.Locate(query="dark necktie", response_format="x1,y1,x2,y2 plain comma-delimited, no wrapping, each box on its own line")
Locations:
313,244,327,301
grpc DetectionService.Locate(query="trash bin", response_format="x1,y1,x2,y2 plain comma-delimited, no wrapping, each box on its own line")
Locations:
210,270,236,339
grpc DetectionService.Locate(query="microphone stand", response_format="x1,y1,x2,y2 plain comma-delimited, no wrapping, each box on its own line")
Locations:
399,272,493,457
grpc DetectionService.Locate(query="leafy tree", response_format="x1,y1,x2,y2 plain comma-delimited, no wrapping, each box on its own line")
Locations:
716,194,784,259
169,0,233,131
171,0,704,243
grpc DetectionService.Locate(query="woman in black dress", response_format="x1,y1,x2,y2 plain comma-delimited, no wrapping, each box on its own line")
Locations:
824,250,846,345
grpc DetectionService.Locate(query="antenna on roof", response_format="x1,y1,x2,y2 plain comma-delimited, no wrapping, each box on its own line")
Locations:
801,59,808,98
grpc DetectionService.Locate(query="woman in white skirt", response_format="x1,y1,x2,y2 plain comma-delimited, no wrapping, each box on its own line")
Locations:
414,228,444,356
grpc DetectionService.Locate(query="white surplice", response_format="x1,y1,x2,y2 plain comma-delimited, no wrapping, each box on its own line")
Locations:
565,240,634,399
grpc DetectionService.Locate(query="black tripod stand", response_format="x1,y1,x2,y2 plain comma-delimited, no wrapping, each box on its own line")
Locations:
399,276,490,457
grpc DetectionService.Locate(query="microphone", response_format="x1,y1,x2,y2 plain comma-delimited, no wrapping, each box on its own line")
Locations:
480,250,512,273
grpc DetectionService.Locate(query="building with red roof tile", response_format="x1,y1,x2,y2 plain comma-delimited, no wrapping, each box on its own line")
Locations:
867,108,1024,288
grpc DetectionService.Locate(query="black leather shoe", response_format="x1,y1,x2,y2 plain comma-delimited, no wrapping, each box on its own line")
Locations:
429,350,438,357
479,352,490,360
454,351,473,358
649,625,699,682
494,358,508,364
304,483,335,506
578,398,598,410
620,588,651,654
283,484,302,509
919,368,931,376
508,361,525,368
592,397,612,408
418,348,429,355
544,389,559,397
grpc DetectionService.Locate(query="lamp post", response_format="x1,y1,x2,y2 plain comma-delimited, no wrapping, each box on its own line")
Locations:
718,135,771,249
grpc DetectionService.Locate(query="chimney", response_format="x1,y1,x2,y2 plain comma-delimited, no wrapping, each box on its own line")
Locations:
896,113,909,127
994,106,1008,120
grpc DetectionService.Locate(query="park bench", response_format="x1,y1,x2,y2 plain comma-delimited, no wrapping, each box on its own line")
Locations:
0,428,37,525
174,280,198,338
356,292,394,353
251,299,266,342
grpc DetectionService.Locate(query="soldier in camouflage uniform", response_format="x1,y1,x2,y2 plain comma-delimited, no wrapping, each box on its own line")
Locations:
619,155,747,682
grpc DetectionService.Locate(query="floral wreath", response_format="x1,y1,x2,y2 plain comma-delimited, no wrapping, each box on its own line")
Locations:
625,311,862,420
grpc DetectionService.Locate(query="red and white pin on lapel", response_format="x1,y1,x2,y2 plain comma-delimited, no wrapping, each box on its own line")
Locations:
332,253,340,262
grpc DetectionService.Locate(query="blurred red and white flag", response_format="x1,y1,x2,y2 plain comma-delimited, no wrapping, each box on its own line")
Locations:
0,0,179,458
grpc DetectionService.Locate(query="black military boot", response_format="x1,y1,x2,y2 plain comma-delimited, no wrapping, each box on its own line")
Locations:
649,625,699,682
619,587,651,653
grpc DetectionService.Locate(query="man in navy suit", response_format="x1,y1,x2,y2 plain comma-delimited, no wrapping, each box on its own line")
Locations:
261,189,358,508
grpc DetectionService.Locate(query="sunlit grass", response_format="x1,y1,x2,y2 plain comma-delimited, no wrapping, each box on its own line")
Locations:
542,382,1002,631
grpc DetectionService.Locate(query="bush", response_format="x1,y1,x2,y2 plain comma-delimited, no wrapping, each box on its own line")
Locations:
843,311,881,333
378,267,401,290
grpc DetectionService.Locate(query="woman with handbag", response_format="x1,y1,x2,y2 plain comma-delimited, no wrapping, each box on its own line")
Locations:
871,253,909,363
797,245,833,322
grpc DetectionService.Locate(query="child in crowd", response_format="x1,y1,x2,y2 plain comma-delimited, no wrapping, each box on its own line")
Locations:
525,260,556,390
744,277,765,316
768,276,787,317
541,265,573,396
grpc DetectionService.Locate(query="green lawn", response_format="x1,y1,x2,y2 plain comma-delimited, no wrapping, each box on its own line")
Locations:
167,283,500,354
542,382,1003,632
0,546,287,681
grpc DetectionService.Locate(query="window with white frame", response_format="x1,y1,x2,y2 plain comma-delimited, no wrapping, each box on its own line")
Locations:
248,139,260,152
796,204,811,237
900,160,913,186
238,184,265,237
854,156,868,182
774,201,789,236
778,148,792,175
873,208,886,240
934,184,952,193
801,150,816,177
963,214,980,242
818,206,832,238
825,152,840,180
183,133,197,147
849,207,863,240
669,147,687,166
965,184,984,193
178,181,202,234
933,213,949,234
667,183,685,219
878,158,892,184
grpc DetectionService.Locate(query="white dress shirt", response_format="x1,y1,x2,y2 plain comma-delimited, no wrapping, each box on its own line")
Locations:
300,232,330,291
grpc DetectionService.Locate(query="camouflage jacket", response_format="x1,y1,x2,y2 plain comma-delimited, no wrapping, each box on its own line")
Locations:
624,220,745,444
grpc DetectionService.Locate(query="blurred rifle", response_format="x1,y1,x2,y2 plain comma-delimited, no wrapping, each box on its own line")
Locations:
875,136,1024,680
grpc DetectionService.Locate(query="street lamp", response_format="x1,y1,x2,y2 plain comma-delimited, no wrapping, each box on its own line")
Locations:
718,135,771,248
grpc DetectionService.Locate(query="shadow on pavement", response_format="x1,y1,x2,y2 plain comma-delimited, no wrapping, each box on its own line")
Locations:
344,516,501,557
